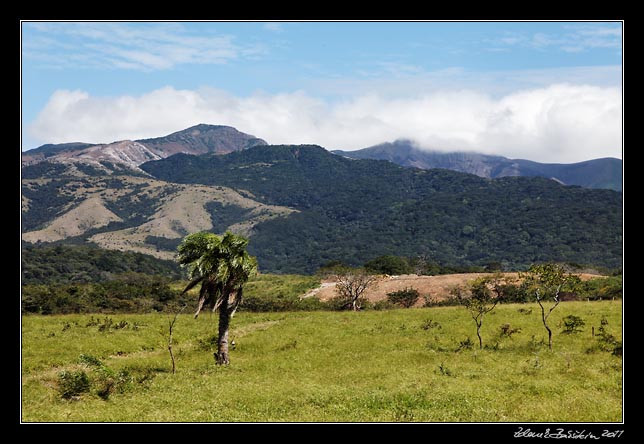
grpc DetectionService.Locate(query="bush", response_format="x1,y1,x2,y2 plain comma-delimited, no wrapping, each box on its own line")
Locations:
386,287,420,308
420,319,442,330
373,299,396,310
57,370,90,399
499,323,521,338
562,315,585,334
456,337,474,351
364,255,413,275
578,276,622,300
240,294,326,312
325,296,371,311
78,353,103,367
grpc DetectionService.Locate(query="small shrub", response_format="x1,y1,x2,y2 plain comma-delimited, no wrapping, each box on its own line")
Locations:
78,353,103,367
523,353,543,375
499,323,521,338
325,296,371,311
423,296,460,307
596,316,621,356
517,308,532,315
97,317,113,332
197,334,218,351
420,319,441,330
57,370,90,399
277,340,298,351
561,315,585,334
437,362,453,376
95,367,133,400
373,300,396,310
456,337,474,352
386,287,420,308
114,320,129,330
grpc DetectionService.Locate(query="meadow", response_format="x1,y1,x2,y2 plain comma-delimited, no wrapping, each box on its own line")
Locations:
21,301,622,423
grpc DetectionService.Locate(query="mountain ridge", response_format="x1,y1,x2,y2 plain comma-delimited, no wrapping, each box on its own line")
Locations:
333,140,622,191
21,124,268,174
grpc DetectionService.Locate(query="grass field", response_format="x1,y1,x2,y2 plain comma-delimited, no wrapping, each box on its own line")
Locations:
21,301,622,422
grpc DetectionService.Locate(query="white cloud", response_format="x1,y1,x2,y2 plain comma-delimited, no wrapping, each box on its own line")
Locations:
263,23,284,33
492,25,622,54
23,22,262,71
27,84,622,163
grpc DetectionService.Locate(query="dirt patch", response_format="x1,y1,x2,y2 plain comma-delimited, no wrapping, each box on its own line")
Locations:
308,272,602,307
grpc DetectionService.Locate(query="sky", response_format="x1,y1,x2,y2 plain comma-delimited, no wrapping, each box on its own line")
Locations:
21,21,623,163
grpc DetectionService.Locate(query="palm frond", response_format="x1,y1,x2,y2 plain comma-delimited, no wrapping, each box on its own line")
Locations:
181,276,205,295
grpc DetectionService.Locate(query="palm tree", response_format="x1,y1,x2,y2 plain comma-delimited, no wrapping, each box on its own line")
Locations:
178,231,257,364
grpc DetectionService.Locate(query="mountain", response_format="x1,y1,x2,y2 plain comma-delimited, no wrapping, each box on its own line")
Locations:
139,144,623,273
21,126,623,275
136,124,268,157
333,140,622,191
21,124,267,174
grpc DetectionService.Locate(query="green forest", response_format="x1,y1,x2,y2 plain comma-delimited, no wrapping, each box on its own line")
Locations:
141,145,623,273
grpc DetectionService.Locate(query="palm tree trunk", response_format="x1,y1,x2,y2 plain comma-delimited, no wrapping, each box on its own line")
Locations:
216,293,231,365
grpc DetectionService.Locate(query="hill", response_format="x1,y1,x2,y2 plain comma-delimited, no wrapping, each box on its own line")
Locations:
140,144,623,273
333,140,622,191
21,171,295,261
21,244,182,285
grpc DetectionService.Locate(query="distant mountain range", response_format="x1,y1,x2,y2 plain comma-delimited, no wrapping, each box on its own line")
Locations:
21,124,267,173
333,140,622,191
21,124,623,275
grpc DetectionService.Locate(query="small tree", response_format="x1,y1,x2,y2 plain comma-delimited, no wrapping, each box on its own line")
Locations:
387,287,420,308
520,263,581,351
561,315,585,334
452,274,508,349
334,267,378,311
364,255,413,275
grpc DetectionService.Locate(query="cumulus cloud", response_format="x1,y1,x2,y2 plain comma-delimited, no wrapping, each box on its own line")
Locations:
27,84,622,163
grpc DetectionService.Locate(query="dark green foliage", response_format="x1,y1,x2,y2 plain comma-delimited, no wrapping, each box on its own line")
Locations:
456,337,474,351
364,255,413,275
78,353,104,367
21,179,75,231
578,276,622,300
142,145,622,274
386,287,420,308
496,283,528,303
145,236,182,253
21,162,71,179
21,244,181,285
21,274,183,314
205,201,253,231
561,315,585,334
66,352,158,400
595,316,622,356
372,299,397,310
57,370,90,399
240,294,327,312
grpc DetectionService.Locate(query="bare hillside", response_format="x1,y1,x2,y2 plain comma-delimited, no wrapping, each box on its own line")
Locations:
307,272,602,306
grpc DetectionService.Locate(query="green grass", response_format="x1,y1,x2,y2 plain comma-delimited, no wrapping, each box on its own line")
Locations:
21,301,622,422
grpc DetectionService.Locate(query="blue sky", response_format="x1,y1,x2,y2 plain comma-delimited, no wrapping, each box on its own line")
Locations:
21,21,622,162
